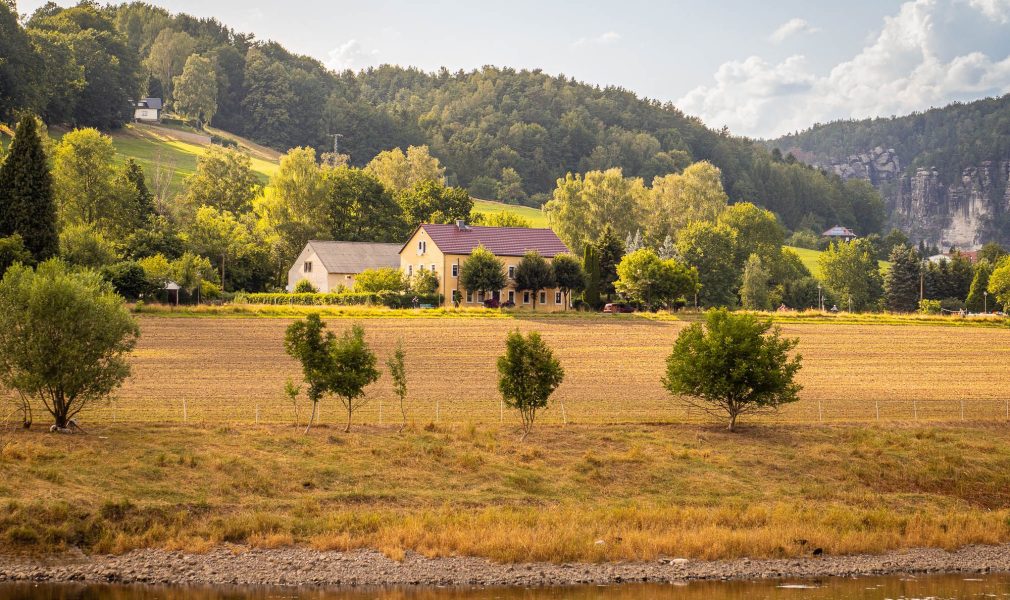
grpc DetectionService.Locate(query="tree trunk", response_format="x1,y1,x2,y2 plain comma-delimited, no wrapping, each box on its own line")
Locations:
728,411,738,432
345,402,352,433
399,397,407,433
304,401,317,434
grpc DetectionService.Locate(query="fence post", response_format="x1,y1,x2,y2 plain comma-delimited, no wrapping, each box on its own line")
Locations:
183,398,188,423
436,398,440,423
817,399,823,423
500,398,503,424
960,400,964,422
379,398,383,425
875,400,880,422
256,404,260,425
913,399,917,421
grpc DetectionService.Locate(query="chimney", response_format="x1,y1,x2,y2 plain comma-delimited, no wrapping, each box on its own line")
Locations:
455,219,467,231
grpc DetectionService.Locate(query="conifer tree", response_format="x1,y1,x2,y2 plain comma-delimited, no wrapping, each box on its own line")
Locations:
0,115,58,261
884,244,922,312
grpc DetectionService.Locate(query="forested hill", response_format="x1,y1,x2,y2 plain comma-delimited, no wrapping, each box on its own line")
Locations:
769,95,1010,247
1,1,884,236
770,94,1010,185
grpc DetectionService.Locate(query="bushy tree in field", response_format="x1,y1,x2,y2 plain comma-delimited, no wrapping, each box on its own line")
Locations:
0,260,140,430
497,330,564,440
386,340,408,432
514,250,555,310
460,245,506,300
284,315,380,433
552,253,585,309
355,267,407,293
663,309,802,431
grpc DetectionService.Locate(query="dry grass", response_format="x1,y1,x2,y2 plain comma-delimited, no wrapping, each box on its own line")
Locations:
3,423,1010,561
85,315,1010,425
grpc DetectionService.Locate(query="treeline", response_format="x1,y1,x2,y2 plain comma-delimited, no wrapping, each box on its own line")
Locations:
0,1,885,235
772,94,1010,185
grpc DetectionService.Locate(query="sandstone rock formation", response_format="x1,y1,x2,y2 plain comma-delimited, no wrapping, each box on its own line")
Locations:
818,148,1009,249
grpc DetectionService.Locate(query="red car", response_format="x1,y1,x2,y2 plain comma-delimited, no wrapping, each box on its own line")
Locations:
603,303,635,313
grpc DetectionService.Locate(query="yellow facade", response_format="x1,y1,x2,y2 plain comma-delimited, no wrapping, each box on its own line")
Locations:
399,227,569,311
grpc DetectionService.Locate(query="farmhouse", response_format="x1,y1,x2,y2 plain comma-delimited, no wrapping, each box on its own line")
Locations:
287,240,401,292
400,221,571,311
822,225,857,242
133,97,163,122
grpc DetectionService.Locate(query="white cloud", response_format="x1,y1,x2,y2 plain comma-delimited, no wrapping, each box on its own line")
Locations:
679,0,1010,138
968,0,1010,23
572,31,622,48
769,18,821,44
326,40,380,72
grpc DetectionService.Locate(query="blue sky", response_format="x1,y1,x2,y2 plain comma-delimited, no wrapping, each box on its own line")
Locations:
17,0,1010,138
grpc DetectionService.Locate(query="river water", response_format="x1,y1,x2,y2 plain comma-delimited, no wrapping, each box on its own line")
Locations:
1,574,1009,599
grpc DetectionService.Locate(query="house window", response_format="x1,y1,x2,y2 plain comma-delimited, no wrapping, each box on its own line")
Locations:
540,291,547,305
451,264,458,277
430,264,436,272
478,291,486,303
407,265,413,276
555,291,562,304
419,264,425,271
418,240,427,254
508,290,515,304
523,291,530,304
466,290,473,303
508,266,515,279
303,261,312,273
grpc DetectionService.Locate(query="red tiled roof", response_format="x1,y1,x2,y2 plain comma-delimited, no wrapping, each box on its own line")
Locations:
412,224,571,257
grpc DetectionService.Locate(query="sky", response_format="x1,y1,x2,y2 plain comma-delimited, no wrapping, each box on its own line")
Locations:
16,0,1010,138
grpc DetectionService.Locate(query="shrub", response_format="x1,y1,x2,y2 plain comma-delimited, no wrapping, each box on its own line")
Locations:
355,267,407,293
918,299,942,314
294,279,318,293
235,291,441,308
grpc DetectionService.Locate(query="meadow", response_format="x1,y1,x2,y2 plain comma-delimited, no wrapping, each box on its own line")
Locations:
92,314,1010,425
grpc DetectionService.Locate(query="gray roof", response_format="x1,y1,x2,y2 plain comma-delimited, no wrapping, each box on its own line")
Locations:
141,97,163,110
306,241,401,274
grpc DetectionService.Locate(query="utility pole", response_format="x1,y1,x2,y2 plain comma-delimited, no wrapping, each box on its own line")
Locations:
330,133,343,155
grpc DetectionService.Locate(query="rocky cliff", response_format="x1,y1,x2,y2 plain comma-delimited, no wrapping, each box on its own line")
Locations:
816,148,1010,249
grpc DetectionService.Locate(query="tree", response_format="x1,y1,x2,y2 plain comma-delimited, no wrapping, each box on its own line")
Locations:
513,251,556,310
497,167,526,204
142,29,196,103
121,159,156,222
582,244,601,308
409,269,439,295
284,313,335,433
977,243,1007,266
183,148,261,215
740,254,771,311
615,248,697,310
497,330,564,440
184,206,252,291
329,323,380,432
355,267,406,293
0,235,33,278
676,221,738,307
294,279,318,293
544,168,646,255
718,202,784,269
0,260,140,429
365,145,445,193
101,261,153,300
966,260,1000,313
819,239,884,312
474,211,532,228
60,222,119,269
988,259,1010,309
0,115,58,261
884,244,922,312
663,309,802,431
595,224,625,299
552,253,585,310
459,245,506,300
397,180,473,230
52,128,138,235
173,54,218,126
386,340,408,432
645,161,728,243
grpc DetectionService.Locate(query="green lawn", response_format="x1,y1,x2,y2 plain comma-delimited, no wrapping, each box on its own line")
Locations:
472,198,549,227
786,245,891,279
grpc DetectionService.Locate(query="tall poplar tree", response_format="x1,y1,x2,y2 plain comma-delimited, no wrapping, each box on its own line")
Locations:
0,115,58,261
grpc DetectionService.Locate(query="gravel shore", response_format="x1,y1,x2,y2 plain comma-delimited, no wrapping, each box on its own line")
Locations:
2,544,1010,588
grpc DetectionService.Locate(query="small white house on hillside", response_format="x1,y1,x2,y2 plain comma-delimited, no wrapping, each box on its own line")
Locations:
287,240,401,292
133,97,163,122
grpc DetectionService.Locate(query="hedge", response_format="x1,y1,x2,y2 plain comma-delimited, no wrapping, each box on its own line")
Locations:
234,292,443,308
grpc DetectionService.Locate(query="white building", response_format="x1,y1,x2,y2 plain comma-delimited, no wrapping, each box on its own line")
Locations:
133,98,163,122
287,240,401,292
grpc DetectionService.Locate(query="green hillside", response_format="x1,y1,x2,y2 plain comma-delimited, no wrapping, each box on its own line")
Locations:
787,245,891,279
472,199,548,227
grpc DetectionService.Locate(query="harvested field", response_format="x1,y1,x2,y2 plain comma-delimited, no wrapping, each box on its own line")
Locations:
95,316,1010,426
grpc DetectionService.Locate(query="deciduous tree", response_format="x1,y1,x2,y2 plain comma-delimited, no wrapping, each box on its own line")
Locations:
497,330,564,440
615,248,697,310
819,239,884,311
459,245,506,301
513,251,556,310
173,53,218,126
676,221,738,307
552,253,585,310
663,309,802,431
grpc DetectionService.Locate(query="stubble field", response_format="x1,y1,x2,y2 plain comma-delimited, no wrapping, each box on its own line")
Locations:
101,315,1010,427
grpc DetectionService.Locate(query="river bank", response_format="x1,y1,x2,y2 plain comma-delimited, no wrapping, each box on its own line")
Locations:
1,544,1007,588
